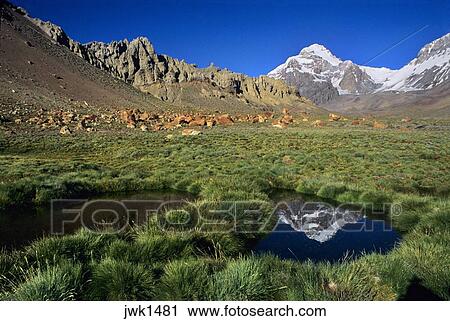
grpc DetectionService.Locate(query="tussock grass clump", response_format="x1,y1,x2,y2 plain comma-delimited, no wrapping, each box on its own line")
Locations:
206,257,276,300
34,179,96,205
335,190,362,203
358,190,392,207
414,200,450,235
319,261,397,300
7,262,83,301
157,259,224,300
200,177,268,202
396,194,433,211
134,232,196,261
0,250,23,293
391,195,436,232
317,183,347,199
284,261,327,300
357,254,413,298
0,179,35,208
0,250,15,279
88,258,156,300
190,233,245,258
160,208,199,231
392,232,450,300
295,178,323,195
26,229,117,265
109,236,194,264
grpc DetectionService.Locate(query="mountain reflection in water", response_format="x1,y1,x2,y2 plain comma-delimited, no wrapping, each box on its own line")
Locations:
278,201,363,243
254,196,401,262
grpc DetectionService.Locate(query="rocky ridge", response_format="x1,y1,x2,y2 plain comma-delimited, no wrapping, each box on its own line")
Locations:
28,9,314,111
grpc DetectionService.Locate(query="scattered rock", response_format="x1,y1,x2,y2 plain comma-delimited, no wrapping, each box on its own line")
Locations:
140,124,148,132
272,120,288,129
313,120,325,127
216,114,234,125
373,121,388,129
328,113,341,121
59,126,71,135
281,114,293,124
182,128,201,136
189,116,207,127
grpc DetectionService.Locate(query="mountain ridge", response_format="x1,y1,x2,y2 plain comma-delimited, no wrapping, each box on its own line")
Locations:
268,34,450,105
23,4,318,114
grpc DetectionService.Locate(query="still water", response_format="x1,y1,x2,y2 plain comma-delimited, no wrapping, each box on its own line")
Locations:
0,191,193,249
254,192,401,262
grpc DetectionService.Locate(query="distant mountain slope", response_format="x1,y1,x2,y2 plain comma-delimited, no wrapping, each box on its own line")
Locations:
268,34,450,112
323,82,450,117
0,1,170,114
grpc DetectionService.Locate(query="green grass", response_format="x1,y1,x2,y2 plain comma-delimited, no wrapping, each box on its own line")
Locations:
88,258,156,300
6,262,83,301
206,257,278,300
0,121,449,300
25,229,117,266
157,258,224,300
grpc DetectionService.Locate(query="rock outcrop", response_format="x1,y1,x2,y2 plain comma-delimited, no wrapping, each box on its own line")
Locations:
26,10,316,112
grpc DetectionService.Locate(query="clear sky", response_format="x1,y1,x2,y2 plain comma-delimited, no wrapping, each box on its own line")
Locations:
12,0,450,76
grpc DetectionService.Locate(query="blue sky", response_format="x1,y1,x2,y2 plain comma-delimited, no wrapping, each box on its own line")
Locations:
12,0,450,76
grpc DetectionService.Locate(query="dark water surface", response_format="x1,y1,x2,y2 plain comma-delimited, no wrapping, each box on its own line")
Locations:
254,191,401,262
0,191,193,249
1,190,401,262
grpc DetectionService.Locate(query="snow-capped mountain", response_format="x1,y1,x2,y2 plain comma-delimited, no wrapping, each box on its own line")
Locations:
276,201,362,243
268,33,450,104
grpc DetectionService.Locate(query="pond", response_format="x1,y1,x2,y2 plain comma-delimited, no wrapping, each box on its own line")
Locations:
1,190,401,263
0,191,193,249
253,191,401,262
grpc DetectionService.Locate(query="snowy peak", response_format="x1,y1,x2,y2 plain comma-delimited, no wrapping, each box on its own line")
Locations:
268,43,379,101
417,33,450,63
268,33,450,104
299,43,342,66
268,43,342,78
378,33,450,92
300,43,328,53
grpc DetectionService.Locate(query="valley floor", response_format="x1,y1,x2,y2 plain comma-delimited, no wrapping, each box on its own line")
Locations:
0,121,449,300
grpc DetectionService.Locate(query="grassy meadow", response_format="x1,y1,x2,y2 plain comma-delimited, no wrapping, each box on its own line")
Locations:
0,119,449,300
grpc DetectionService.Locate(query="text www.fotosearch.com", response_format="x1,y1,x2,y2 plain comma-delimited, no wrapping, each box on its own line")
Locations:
123,304,327,319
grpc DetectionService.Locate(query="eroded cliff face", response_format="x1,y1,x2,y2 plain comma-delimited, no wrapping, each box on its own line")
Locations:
30,15,315,112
